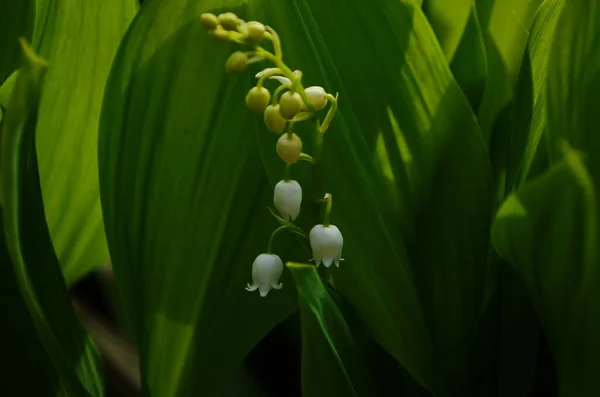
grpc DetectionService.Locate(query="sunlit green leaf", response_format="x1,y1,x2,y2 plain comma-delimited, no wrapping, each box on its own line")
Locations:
0,38,103,397
32,0,137,284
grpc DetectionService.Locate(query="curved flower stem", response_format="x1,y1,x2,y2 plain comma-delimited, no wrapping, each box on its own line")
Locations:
267,224,296,254
272,83,291,105
320,93,338,133
254,47,316,114
299,153,314,163
284,162,292,181
265,26,282,59
322,193,332,227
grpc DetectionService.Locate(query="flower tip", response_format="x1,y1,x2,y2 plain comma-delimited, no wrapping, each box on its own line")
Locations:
218,12,240,30
200,13,219,30
246,86,271,113
276,133,303,163
278,91,303,119
245,21,266,44
225,51,248,73
264,104,287,134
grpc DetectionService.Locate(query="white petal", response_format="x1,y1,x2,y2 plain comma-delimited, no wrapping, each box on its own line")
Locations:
274,180,302,222
309,224,344,268
259,285,271,297
305,86,328,110
271,282,283,290
252,253,284,288
255,67,280,78
270,75,292,85
245,283,258,292
323,256,334,268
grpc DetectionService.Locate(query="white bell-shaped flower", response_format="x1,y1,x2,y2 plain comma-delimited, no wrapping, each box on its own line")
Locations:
274,179,302,221
245,253,284,297
304,86,328,110
309,224,344,268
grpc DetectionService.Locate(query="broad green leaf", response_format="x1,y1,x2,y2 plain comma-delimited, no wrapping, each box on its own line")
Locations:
546,0,600,186
491,0,562,196
450,5,487,112
0,0,34,84
250,1,492,395
492,147,599,395
31,0,137,284
288,263,373,397
99,1,297,396
422,0,471,60
488,0,542,82
0,39,103,396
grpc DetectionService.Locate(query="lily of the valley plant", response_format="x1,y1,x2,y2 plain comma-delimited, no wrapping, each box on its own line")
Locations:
201,12,344,297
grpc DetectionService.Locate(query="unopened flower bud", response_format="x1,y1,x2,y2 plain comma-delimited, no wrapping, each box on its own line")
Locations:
245,253,283,297
225,51,248,73
276,133,303,163
200,13,219,30
209,25,230,42
245,21,266,44
218,12,239,30
304,86,328,110
264,105,287,134
279,91,304,119
246,86,271,113
309,224,344,268
274,180,302,221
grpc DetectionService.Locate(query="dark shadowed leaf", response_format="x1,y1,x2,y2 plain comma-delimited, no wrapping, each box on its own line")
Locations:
0,39,103,397
288,263,373,397
492,147,600,395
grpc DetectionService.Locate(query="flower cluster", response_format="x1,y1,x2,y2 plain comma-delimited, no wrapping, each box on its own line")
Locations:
201,12,344,297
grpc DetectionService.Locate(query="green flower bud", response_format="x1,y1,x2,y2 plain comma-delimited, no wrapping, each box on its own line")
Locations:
225,51,248,73
200,13,219,30
276,133,303,163
245,21,266,44
218,12,239,31
209,25,230,42
246,86,271,113
264,105,287,134
279,91,304,119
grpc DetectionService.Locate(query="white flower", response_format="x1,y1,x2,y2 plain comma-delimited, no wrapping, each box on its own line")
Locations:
274,179,302,221
304,86,328,110
245,253,284,297
309,224,344,268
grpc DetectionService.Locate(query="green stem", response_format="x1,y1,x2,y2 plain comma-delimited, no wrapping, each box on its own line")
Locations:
267,224,295,254
284,163,292,181
255,47,316,114
320,93,338,133
272,83,291,105
323,193,332,226
299,153,314,163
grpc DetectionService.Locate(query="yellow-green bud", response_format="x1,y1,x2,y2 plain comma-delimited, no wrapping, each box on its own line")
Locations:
304,86,328,110
246,86,271,113
209,25,230,42
264,105,287,134
218,12,239,31
279,91,304,119
276,133,303,163
200,13,219,30
245,21,266,44
225,51,248,73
